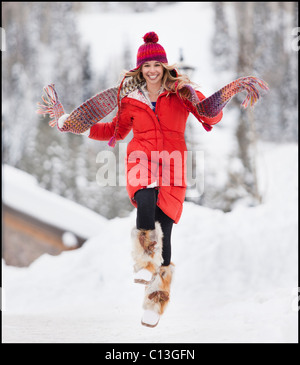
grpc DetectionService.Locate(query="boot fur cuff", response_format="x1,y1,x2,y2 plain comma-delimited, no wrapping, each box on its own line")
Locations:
131,222,163,274
143,263,175,315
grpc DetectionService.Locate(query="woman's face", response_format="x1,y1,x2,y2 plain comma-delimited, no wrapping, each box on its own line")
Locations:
141,61,164,88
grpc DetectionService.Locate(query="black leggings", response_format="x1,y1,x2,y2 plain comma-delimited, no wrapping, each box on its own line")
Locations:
134,188,174,266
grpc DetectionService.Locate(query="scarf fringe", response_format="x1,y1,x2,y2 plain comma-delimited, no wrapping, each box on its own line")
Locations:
239,77,269,108
36,84,65,127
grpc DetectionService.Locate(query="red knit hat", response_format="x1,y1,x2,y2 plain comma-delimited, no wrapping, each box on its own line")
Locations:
135,31,168,69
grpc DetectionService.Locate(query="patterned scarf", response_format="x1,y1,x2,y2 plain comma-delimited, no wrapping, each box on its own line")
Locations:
37,76,269,147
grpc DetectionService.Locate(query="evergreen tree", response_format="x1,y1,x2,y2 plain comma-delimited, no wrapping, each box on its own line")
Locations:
211,2,231,72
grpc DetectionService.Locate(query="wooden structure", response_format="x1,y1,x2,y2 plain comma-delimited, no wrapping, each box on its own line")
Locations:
3,203,86,267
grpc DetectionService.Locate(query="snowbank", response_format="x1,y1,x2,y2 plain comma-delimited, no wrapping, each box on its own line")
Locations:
2,142,298,343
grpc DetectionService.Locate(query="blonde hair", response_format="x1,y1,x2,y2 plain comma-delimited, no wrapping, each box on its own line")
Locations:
123,63,198,99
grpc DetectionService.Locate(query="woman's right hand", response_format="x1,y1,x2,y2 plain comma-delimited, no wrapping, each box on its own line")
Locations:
57,114,70,129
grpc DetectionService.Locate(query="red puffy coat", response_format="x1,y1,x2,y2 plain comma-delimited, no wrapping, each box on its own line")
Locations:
89,88,222,223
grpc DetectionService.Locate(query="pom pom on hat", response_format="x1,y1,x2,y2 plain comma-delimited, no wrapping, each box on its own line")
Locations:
136,31,168,68
143,32,159,43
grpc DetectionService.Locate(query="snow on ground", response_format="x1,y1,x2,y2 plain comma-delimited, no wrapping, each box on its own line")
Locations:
2,142,298,343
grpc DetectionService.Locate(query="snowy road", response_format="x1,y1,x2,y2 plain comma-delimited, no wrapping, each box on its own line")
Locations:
2,287,297,343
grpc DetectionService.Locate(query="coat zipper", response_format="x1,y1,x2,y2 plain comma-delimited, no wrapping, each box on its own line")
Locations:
140,89,165,191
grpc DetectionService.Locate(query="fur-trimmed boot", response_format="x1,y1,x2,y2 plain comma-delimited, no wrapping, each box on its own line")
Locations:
131,222,163,285
141,263,175,328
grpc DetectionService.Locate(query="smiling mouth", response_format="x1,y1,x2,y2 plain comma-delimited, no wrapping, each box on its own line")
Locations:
148,75,159,80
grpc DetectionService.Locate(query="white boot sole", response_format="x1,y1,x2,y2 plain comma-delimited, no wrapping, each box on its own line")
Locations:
141,310,160,328
141,319,160,328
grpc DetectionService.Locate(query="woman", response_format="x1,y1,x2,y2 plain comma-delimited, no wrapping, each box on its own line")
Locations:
39,31,268,328
82,32,222,327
